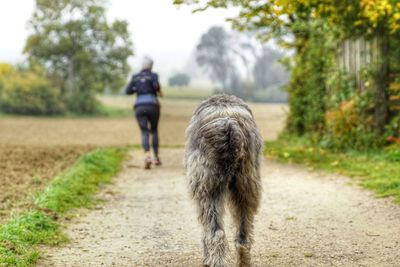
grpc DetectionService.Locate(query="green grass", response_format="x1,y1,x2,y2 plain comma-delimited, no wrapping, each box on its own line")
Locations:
64,103,132,118
80,103,132,118
163,86,212,100
265,136,400,203
0,212,65,266
36,148,126,213
0,148,127,266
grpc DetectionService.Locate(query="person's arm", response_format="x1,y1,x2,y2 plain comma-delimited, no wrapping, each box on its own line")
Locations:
152,73,163,97
124,75,136,95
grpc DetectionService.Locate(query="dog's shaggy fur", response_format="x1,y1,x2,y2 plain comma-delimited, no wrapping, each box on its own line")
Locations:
185,94,263,267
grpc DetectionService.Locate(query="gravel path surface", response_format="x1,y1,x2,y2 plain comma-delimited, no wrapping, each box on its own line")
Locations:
39,149,400,267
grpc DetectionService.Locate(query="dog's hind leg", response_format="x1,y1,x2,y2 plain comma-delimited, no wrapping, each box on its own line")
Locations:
229,173,261,267
197,189,229,267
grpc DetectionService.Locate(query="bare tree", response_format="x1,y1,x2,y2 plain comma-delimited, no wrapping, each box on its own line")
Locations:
196,26,236,91
253,46,289,90
196,26,289,101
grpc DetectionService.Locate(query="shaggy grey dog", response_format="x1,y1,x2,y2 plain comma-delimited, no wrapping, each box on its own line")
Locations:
185,94,263,267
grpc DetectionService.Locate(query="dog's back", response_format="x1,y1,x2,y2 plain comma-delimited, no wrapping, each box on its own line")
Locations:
185,94,263,267
185,94,262,184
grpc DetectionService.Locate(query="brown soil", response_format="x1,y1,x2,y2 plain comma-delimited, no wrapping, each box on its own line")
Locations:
0,145,92,223
39,149,400,267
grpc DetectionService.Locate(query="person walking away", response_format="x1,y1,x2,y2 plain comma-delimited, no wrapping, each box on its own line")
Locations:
125,56,163,169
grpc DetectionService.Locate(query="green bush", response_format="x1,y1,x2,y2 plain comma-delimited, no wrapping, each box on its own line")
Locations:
0,71,65,115
286,20,337,136
284,20,400,151
322,74,384,151
168,73,191,87
0,63,15,98
66,89,99,114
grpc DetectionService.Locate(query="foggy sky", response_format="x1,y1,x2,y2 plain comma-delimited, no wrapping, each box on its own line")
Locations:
0,0,236,80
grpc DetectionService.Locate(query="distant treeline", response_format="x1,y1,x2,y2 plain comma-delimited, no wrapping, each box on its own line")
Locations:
194,26,289,103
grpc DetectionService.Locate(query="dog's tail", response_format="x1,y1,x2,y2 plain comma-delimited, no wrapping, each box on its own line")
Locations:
200,117,247,171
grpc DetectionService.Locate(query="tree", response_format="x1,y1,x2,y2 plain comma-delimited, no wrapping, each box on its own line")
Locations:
317,0,400,133
196,25,289,100
196,26,236,91
253,46,288,90
24,0,133,113
175,0,315,49
168,73,191,87
178,0,400,147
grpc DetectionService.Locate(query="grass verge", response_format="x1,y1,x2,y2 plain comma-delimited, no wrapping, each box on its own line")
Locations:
265,136,400,203
85,104,132,118
0,148,127,266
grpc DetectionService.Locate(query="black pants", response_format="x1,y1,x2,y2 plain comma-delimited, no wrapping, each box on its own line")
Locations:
135,105,160,157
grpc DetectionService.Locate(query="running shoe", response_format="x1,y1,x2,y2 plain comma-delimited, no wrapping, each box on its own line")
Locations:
144,156,152,170
153,157,162,166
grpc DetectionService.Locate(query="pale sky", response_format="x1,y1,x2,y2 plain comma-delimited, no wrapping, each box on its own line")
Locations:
0,0,236,80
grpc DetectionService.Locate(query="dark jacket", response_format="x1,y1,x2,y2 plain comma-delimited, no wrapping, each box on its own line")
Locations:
125,70,161,107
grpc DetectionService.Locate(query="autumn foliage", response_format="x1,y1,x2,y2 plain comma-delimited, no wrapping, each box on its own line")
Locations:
176,0,400,150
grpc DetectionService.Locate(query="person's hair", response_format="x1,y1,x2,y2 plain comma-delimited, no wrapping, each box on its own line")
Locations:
142,56,154,71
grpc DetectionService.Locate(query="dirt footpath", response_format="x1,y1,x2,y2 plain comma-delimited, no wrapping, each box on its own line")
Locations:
39,149,400,267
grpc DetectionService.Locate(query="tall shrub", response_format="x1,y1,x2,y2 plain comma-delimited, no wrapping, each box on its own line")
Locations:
286,20,337,136
0,71,64,115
